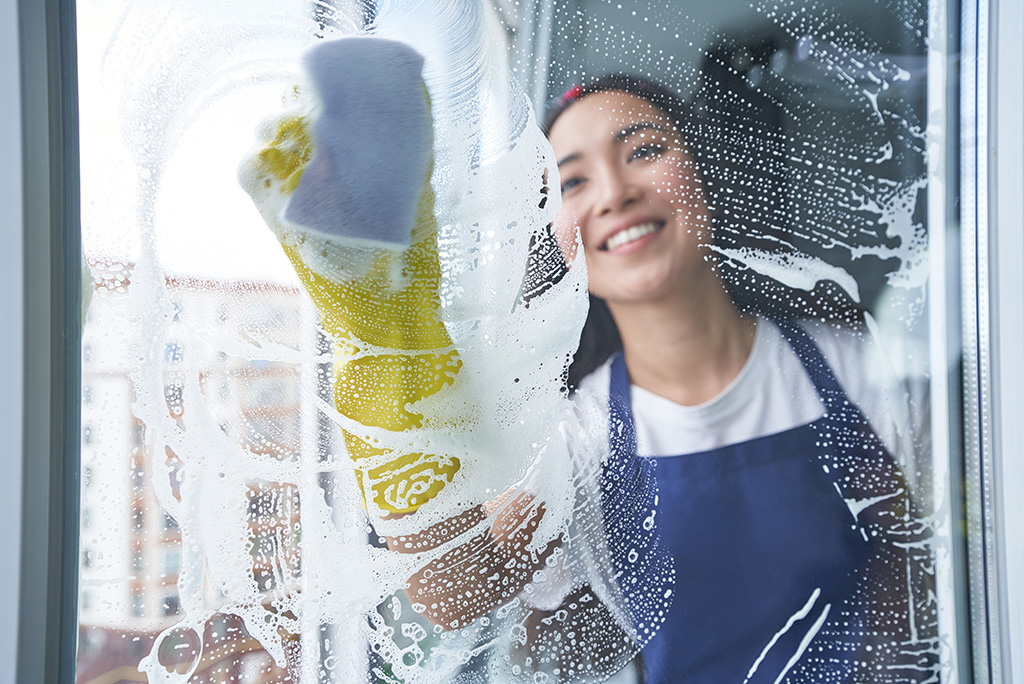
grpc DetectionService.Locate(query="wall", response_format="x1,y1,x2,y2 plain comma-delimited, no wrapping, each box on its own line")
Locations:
0,0,25,681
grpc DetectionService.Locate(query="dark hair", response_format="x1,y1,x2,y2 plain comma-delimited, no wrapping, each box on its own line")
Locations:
543,72,867,391
543,73,701,160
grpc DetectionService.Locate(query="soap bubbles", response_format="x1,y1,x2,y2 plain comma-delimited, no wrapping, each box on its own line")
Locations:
76,0,946,682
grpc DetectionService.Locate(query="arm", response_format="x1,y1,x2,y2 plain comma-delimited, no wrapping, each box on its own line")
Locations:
239,40,462,518
388,491,559,630
238,40,560,633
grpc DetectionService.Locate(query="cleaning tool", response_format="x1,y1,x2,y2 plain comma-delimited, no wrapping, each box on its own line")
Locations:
240,37,462,516
284,38,432,247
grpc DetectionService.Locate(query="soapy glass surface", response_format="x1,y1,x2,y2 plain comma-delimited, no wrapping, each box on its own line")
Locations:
75,0,955,682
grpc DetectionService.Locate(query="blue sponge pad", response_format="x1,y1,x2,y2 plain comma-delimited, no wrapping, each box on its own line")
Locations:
284,37,432,247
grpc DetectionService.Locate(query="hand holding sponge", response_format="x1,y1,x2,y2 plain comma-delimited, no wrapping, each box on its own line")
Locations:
240,37,463,517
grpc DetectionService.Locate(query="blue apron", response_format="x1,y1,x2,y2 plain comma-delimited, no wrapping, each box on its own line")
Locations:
600,320,937,684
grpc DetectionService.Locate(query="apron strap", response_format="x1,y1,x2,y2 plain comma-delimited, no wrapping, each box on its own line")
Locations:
608,352,633,417
771,318,853,414
772,318,926,520
611,319,855,418
603,352,674,645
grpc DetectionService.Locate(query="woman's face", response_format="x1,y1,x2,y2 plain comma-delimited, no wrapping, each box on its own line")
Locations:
548,91,712,306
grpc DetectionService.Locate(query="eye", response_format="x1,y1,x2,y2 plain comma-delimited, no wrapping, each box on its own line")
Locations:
630,143,665,161
561,176,585,193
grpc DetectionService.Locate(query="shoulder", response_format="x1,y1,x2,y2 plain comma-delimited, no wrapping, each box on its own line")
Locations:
785,317,916,408
576,355,614,404
569,356,615,461
782,316,929,470
772,317,882,414
573,356,614,437
790,318,870,384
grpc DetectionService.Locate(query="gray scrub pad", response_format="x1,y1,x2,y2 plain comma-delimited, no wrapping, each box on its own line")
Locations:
284,37,432,248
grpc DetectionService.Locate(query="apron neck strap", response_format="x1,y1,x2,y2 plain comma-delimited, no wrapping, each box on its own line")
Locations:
609,352,632,408
608,352,637,453
770,318,853,411
607,318,854,420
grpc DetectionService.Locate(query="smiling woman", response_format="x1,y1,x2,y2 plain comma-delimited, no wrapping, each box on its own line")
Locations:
555,97,712,296
543,74,938,684
546,81,747,407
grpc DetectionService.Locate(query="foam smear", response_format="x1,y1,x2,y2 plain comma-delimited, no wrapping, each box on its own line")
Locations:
79,0,950,682
98,1,673,682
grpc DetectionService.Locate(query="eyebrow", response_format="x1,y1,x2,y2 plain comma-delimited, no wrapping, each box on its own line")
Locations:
556,152,581,168
556,122,674,168
615,122,673,142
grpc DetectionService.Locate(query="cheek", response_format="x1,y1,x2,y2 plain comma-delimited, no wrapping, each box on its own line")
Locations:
665,170,709,216
584,260,615,299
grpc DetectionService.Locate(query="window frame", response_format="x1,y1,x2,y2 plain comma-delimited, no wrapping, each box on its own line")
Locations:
0,0,23,680
13,0,82,682
3,0,1022,681
961,0,1024,681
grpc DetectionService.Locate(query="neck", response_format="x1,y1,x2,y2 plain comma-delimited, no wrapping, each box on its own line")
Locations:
607,277,755,406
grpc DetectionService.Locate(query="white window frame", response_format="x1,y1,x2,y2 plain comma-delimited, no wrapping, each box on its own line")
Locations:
962,0,1024,681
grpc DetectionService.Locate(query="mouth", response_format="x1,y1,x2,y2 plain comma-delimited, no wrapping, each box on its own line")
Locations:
601,221,665,251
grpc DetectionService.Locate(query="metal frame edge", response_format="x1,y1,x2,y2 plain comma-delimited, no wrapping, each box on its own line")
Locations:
16,0,82,681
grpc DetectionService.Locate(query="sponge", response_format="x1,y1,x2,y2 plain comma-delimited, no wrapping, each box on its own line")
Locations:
284,37,433,247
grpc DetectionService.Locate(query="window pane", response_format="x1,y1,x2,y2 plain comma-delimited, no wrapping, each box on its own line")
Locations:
540,1,963,682
76,1,963,683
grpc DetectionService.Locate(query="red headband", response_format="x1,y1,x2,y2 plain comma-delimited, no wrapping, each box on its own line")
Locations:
560,85,584,104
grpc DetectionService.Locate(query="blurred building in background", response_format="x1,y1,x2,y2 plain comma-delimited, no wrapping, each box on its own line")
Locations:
76,261,305,684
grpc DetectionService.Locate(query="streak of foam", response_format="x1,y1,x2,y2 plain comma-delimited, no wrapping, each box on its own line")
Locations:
743,588,822,684
847,176,930,290
713,245,863,303
772,603,832,684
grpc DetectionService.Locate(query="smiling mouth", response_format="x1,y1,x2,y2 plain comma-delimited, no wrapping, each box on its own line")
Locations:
602,221,665,251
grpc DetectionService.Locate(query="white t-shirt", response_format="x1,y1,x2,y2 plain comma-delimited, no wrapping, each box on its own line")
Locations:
576,317,923,463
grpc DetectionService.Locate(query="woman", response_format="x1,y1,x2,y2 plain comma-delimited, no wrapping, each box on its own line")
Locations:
543,75,936,684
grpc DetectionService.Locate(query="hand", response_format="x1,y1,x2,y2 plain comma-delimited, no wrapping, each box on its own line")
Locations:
390,490,559,630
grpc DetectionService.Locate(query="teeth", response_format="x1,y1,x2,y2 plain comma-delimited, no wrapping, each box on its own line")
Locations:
604,222,662,251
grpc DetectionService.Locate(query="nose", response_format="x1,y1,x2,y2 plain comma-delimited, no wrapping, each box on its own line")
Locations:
596,165,642,216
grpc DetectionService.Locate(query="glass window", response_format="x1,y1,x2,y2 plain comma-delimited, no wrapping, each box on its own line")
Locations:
73,1,976,683
163,549,181,576
130,593,144,618
162,594,181,617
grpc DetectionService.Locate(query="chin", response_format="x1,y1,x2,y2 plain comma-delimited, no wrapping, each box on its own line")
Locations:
595,282,677,307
